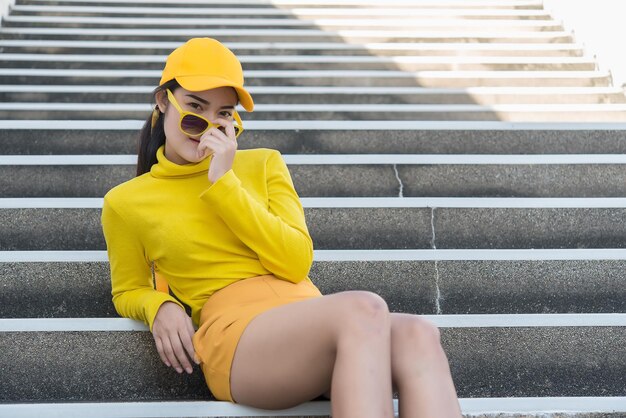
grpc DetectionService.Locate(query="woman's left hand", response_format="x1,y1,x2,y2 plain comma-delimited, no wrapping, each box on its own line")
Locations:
195,117,238,183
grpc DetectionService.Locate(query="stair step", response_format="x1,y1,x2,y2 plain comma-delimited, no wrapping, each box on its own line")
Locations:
2,154,626,198
3,398,626,418
12,0,547,9
2,122,625,155
1,316,625,401
2,198,626,250
0,40,585,57
0,28,575,44
9,4,554,18
0,54,597,71
1,16,566,32
3,107,626,122
2,251,626,317
5,87,625,105
0,69,610,89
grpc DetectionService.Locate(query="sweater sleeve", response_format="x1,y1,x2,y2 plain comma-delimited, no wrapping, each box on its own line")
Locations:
199,150,313,283
101,195,185,332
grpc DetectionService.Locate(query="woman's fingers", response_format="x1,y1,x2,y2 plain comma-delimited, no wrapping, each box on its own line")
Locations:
179,328,198,370
185,319,201,365
160,336,184,373
153,336,171,367
152,302,197,373
214,117,236,139
169,332,194,374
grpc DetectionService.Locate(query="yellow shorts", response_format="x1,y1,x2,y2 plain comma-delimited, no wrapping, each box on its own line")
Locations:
192,274,323,403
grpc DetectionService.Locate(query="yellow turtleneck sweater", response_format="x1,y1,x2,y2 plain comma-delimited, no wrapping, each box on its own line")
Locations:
101,145,315,331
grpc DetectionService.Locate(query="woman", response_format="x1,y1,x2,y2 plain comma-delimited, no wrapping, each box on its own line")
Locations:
101,37,462,418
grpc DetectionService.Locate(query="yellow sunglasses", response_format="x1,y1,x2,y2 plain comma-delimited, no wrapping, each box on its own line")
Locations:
165,89,244,138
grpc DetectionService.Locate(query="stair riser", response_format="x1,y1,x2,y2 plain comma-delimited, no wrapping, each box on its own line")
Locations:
5,111,626,122
2,260,625,318
1,21,568,33
1,327,624,402
3,164,626,198
1,75,608,88
4,92,624,105
3,129,626,155
2,208,626,250
0,33,575,44
0,46,585,57
0,60,597,71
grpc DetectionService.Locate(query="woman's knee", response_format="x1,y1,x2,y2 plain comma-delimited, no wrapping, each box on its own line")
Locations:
334,291,391,337
392,314,443,359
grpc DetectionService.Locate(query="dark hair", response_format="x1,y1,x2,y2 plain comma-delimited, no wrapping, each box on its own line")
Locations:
136,78,181,176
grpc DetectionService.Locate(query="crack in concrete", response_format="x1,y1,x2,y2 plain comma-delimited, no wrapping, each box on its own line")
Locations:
430,207,442,314
392,164,404,198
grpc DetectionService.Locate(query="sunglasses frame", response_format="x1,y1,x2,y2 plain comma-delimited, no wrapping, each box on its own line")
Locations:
165,89,244,139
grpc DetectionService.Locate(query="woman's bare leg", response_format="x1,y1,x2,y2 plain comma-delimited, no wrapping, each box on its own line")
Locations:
390,313,462,418
229,290,394,418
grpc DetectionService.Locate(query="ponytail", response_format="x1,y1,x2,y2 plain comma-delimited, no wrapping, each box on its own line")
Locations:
136,79,180,176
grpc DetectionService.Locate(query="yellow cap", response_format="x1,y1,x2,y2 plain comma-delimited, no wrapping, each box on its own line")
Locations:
159,37,254,112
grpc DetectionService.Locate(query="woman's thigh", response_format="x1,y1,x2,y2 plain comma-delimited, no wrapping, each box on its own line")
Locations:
229,290,384,409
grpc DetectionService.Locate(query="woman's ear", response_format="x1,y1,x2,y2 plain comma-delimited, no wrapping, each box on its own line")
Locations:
155,90,168,113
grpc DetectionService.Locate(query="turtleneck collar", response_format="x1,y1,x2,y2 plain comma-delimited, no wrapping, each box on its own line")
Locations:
150,145,210,179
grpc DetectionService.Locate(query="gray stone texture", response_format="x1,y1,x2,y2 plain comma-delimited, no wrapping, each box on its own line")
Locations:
0,164,402,198
3,260,626,318
442,327,626,397
5,91,623,105
433,208,626,249
6,163,626,198
436,260,626,314
3,130,625,156
0,262,117,318
1,327,624,402
309,261,438,314
3,207,626,250
397,164,626,197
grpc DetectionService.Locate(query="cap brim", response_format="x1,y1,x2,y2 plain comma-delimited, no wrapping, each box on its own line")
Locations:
176,75,254,112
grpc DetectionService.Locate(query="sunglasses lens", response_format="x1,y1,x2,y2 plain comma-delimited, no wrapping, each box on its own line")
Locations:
181,114,208,135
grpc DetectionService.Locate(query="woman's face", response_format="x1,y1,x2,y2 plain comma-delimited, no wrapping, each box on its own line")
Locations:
155,86,239,165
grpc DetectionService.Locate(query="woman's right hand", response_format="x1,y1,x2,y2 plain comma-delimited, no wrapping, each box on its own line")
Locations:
152,301,200,374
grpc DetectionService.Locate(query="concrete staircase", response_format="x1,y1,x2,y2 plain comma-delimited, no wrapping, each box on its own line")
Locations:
1,0,626,417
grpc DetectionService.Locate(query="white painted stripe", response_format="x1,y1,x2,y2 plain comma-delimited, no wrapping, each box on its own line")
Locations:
0,400,337,418
0,318,150,332
1,314,625,332
4,16,563,28
3,154,626,165
0,198,105,208
0,40,582,51
0,53,591,64
0,69,606,79
1,0,544,5
3,85,620,95
301,197,626,208
1,398,626,418
0,27,573,38
433,314,626,328
0,251,109,262
287,154,626,164
313,249,626,261
2,197,626,209
0,155,137,165
1,120,625,130
10,5,552,17
299,197,626,208
5,103,626,113
460,397,626,414
3,249,626,263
